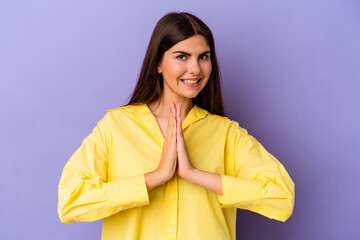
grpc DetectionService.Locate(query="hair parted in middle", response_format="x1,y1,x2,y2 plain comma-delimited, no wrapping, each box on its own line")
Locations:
127,11,226,117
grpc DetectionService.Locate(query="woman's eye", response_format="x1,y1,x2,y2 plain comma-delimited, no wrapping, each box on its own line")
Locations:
200,54,209,60
177,55,186,60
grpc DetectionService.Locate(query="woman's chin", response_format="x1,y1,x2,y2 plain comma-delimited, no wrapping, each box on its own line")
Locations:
181,92,200,99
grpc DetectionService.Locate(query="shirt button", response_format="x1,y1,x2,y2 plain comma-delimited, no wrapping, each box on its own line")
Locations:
169,228,174,233
118,207,122,210
133,203,137,206
248,205,252,208
170,194,174,198
234,204,239,207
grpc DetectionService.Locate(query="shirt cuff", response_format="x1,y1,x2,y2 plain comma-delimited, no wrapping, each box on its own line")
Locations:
217,174,262,210
105,174,150,211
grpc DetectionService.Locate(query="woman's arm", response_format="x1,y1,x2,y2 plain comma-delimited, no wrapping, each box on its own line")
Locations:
177,119,294,222
217,122,295,222
58,112,150,223
183,169,223,196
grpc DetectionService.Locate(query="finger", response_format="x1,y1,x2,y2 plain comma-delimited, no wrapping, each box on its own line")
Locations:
170,102,174,123
177,115,181,140
170,101,174,114
177,104,182,136
164,102,178,142
178,103,181,126
171,116,177,142
180,108,184,137
171,102,176,122
171,103,176,136
165,111,173,141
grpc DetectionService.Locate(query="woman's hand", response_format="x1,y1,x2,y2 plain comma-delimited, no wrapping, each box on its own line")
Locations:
146,102,222,194
175,103,196,180
152,102,178,184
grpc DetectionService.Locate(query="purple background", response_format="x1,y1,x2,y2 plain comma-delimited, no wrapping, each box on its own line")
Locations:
1,1,359,239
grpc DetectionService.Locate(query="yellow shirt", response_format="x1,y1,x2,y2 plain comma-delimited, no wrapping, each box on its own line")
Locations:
58,103,295,240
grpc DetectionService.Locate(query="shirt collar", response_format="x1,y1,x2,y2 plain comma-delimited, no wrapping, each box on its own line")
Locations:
140,103,208,129
182,104,209,129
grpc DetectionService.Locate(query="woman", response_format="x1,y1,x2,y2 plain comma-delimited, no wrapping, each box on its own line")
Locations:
58,12,295,240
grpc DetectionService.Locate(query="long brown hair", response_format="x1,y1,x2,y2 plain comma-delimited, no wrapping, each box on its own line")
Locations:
127,12,226,116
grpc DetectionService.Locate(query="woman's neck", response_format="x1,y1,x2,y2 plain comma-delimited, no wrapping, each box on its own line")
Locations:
147,95,193,120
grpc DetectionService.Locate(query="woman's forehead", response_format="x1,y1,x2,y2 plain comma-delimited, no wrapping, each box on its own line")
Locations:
168,35,210,53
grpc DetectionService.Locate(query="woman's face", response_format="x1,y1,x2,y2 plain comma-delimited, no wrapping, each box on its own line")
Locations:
157,34,212,100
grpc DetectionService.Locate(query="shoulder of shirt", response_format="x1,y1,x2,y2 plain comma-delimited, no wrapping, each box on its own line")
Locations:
106,104,144,113
205,109,248,134
205,112,249,139
199,107,231,123
200,108,242,128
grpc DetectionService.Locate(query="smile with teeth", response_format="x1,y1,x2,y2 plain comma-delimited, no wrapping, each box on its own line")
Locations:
181,79,200,83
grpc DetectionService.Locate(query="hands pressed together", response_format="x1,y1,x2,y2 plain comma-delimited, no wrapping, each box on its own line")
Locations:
145,102,222,195
156,102,195,183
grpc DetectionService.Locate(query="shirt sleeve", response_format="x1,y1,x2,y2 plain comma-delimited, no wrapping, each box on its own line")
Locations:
58,112,150,223
217,121,295,222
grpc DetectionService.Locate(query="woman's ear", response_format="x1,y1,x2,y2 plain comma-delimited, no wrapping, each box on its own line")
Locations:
157,64,162,74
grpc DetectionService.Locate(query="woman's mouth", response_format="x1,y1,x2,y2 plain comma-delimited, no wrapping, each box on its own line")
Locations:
180,78,201,87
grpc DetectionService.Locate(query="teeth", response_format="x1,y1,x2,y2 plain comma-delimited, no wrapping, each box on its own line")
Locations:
183,79,199,83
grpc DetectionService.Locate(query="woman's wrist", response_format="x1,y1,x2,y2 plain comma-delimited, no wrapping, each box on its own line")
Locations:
145,169,175,191
183,168,197,183
184,168,223,196
144,171,167,191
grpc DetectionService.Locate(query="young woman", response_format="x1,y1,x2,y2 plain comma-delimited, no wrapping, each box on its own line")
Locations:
58,12,295,240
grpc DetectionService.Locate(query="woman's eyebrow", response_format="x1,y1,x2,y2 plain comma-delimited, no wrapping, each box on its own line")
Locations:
172,50,211,56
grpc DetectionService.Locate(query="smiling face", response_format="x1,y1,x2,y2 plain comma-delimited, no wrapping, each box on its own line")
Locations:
157,34,212,100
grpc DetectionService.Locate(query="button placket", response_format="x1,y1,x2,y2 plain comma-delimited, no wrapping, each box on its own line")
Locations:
165,175,178,239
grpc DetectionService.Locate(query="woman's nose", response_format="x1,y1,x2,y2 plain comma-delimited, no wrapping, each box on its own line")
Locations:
188,59,201,75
